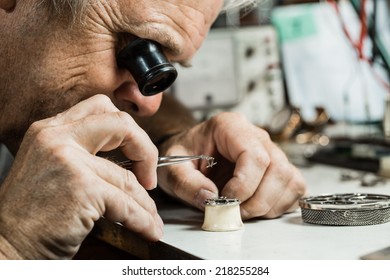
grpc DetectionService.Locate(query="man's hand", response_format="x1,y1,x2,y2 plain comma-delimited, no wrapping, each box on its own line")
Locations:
157,112,307,220
0,95,163,259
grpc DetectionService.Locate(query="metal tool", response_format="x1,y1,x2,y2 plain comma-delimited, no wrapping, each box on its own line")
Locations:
157,155,216,168
117,155,216,169
299,193,390,226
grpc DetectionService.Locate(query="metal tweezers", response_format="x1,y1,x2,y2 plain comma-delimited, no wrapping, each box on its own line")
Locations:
158,155,216,168
117,155,216,169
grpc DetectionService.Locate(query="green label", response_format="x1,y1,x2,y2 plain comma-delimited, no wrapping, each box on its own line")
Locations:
271,6,317,43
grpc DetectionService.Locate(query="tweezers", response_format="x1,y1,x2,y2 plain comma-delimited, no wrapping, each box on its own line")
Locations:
116,155,216,169
158,155,216,168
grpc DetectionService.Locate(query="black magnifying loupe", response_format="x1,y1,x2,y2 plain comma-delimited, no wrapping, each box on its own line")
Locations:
117,38,178,96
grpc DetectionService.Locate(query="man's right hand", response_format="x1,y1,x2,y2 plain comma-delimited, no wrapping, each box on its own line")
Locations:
0,94,163,259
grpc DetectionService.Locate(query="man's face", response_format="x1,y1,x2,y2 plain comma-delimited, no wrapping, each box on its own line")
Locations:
0,0,223,144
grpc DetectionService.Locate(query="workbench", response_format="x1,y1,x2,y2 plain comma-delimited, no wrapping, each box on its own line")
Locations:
93,164,390,260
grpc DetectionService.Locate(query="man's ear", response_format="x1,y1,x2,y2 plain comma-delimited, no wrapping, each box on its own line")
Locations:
0,0,16,12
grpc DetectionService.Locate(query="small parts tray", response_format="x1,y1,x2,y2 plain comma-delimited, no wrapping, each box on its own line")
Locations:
299,193,390,226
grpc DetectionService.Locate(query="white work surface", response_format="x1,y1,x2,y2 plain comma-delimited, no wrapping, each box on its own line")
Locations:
157,164,390,260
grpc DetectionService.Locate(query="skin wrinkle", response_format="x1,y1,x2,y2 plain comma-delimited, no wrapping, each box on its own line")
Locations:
88,2,117,33
157,13,198,58
49,42,118,99
107,2,126,32
115,1,206,62
65,64,88,83
120,16,184,59
85,2,189,64
211,115,234,161
41,0,255,22
83,17,112,36
144,23,184,59
110,2,153,35
162,2,208,55
96,1,125,33
55,56,88,89
78,174,106,219
39,35,114,97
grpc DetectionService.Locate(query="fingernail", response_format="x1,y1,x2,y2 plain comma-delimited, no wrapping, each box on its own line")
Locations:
196,189,218,210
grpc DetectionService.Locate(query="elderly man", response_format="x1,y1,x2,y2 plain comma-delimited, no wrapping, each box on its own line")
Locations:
0,0,306,259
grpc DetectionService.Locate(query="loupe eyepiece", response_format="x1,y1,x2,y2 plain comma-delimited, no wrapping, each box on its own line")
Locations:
117,38,177,96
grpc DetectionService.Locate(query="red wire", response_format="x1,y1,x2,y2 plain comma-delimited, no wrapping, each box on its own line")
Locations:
358,0,367,59
327,0,358,51
328,0,390,91
327,0,366,59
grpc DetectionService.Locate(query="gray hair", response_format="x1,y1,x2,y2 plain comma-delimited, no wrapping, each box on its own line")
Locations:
42,0,259,23
41,0,89,22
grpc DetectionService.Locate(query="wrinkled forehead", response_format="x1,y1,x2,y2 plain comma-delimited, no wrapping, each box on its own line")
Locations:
41,0,255,22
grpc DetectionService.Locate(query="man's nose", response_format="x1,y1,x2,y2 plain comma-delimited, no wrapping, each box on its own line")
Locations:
114,81,163,116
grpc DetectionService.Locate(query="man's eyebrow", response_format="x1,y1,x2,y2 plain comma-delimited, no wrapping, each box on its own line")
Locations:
161,38,197,68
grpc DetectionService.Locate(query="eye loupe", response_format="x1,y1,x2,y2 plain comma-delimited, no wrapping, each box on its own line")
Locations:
117,38,177,96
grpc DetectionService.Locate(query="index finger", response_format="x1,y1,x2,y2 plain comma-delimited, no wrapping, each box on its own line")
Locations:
68,111,158,190
51,95,120,124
